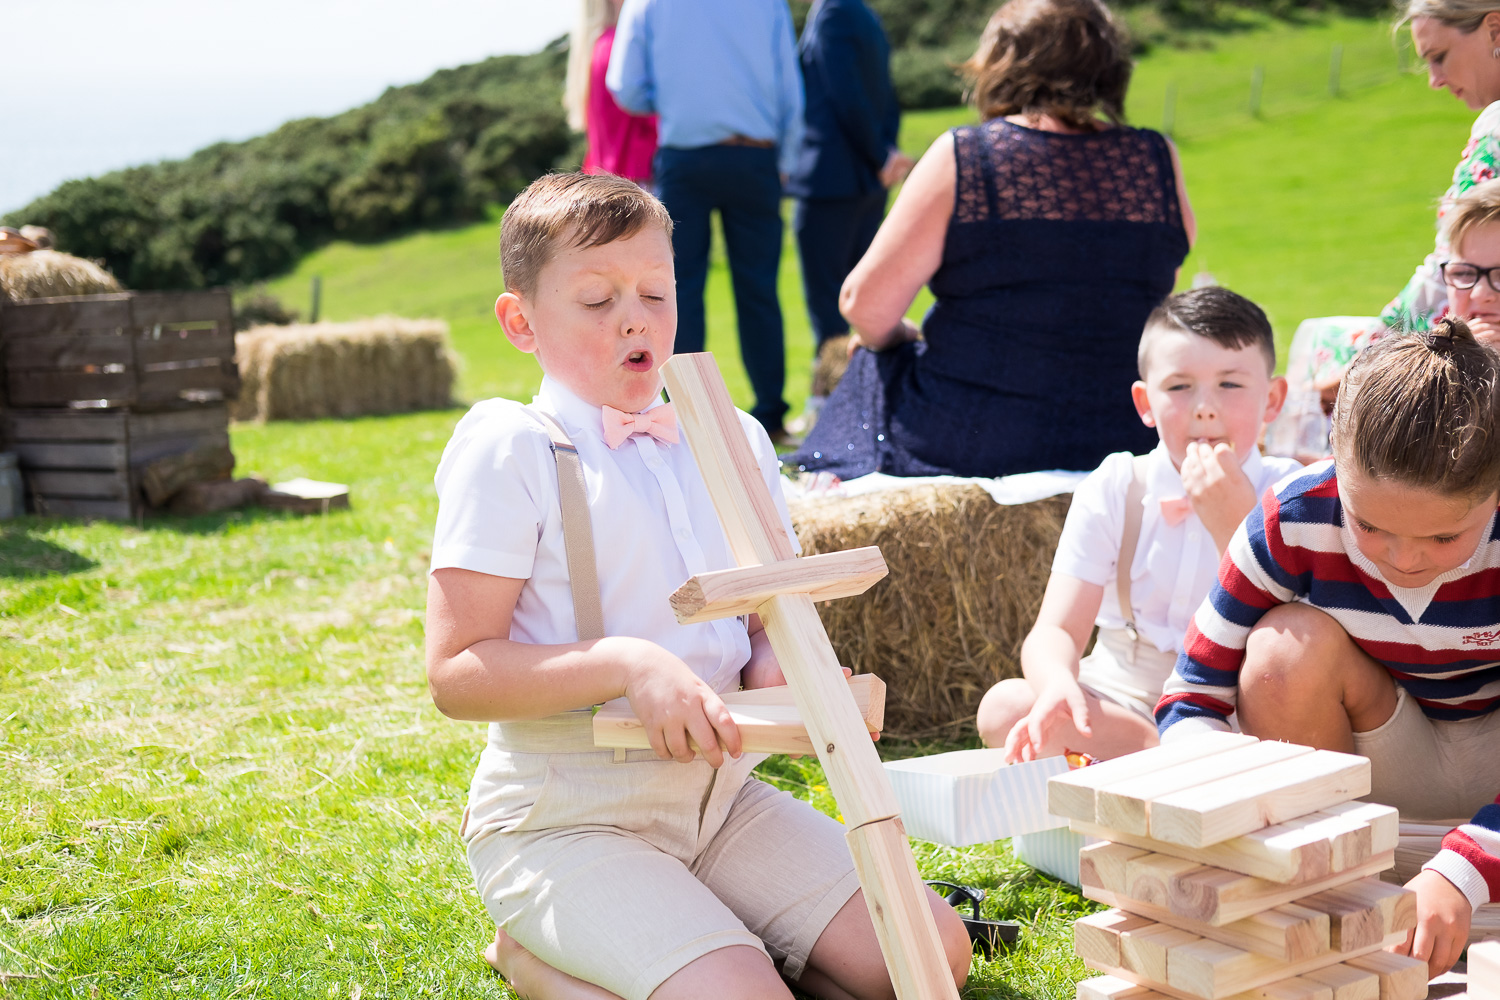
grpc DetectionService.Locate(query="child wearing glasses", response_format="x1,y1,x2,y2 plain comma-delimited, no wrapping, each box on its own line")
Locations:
1441,178,1500,347
977,287,1296,762
1156,313,1500,979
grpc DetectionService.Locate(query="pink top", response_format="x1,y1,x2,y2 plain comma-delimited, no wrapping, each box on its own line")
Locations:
583,26,658,183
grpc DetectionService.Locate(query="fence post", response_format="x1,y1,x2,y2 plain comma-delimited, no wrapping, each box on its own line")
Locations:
1249,65,1264,117
1162,82,1177,138
1329,42,1343,96
310,275,322,324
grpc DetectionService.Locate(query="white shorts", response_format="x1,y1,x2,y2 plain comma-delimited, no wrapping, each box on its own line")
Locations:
1076,627,1180,722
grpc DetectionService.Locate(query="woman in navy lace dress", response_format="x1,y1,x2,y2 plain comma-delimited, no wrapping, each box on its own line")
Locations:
789,0,1195,479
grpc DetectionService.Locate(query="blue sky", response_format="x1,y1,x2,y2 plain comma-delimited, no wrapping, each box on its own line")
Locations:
3,1,573,214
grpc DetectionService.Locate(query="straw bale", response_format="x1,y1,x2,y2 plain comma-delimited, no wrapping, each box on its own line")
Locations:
0,249,122,300
812,334,852,397
233,316,457,421
790,483,1071,739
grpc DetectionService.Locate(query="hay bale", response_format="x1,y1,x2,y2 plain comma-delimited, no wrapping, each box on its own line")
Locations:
0,249,122,300
790,483,1071,740
812,334,852,397
233,316,457,421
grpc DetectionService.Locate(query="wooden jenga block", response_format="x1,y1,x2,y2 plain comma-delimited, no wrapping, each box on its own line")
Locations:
667,546,888,622
1047,732,1259,822
1083,845,1396,926
1470,939,1500,1000
1147,750,1372,848
593,673,885,756
1096,741,1316,836
1245,976,1334,1000
1081,883,1330,963
1299,880,1415,951
1077,910,1157,968
1121,924,1201,984
1300,964,1381,1000
1075,976,1169,1000
1317,802,1399,855
1342,951,1427,1000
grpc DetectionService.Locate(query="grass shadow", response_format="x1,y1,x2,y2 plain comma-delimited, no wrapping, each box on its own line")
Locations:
0,523,97,579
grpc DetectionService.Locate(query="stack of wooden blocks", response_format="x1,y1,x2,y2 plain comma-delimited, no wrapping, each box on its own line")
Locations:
1048,732,1430,1000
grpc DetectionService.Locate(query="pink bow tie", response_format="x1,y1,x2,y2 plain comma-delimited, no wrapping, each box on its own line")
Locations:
602,403,679,450
1159,496,1194,527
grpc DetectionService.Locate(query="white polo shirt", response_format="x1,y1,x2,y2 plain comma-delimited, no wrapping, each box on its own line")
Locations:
1051,443,1302,655
430,375,797,697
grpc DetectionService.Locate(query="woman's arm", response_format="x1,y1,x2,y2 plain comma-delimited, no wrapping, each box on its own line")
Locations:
425,567,742,765
838,131,956,350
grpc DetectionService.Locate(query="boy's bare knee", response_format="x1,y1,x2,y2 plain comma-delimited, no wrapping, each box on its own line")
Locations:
933,901,972,988
976,678,1034,748
1242,604,1343,704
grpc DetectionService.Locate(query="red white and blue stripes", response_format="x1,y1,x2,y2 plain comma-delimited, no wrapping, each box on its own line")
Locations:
1427,797,1500,910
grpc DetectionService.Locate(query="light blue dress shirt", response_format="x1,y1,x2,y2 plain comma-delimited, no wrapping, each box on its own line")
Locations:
607,0,806,178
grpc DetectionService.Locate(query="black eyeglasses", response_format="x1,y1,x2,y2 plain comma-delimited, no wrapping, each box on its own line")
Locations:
1440,261,1500,292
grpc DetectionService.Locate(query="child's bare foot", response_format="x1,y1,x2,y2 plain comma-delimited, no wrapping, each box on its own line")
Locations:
482,928,622,999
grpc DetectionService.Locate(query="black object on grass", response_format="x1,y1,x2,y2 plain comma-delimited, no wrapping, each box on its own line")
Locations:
924,880,1020,959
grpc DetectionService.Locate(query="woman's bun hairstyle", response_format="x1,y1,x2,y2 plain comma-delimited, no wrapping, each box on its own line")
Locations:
1332,316,1500,500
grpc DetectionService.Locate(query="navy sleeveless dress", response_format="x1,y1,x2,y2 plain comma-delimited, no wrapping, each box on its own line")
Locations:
788,118,1190,478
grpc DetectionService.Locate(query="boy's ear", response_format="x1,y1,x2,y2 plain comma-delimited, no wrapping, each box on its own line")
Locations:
1262,375,1289,426
495,292,538,354
1131,381,1155,427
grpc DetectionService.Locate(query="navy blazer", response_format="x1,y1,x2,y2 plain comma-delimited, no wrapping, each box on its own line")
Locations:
786,0,901,200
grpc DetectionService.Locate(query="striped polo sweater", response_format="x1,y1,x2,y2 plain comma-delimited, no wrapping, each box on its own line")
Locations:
1156,460,1500,907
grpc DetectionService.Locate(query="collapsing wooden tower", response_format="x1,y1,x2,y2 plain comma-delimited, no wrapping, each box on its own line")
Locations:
1049,732,1430,999
603,353,959,1000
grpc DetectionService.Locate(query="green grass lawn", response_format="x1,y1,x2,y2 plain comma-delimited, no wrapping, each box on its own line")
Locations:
1,13,1480,998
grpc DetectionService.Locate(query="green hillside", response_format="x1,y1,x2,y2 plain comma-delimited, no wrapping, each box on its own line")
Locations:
263,14,1468,415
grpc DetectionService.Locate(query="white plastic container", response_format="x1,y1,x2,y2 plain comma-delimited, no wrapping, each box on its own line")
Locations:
883,749,1069,846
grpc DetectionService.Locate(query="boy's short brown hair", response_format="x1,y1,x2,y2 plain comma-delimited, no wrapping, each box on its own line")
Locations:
1443,177,1500,255
500,173,674,297
1138,286,1277,377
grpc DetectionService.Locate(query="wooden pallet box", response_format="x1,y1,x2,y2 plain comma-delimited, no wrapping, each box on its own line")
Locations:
1,289,238,411
4,406,231,519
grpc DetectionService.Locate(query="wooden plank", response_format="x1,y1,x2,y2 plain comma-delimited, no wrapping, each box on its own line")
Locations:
5,409,127,442
130,289,233,328
1138,928,1406,1000
1342,951,1427,1000
1075,975,1170,1000
592,674,885,756
1069,815,1337,885
25,469,130,499
0,294,132,336
1082,883,1330,963
1047,733,1260,823
1147,749,1371,848
1469,939,1500,1000
1296,885,1386,952
1300,965,1380,1000
1246,978,1333,1000
129,406,229,440
1316,803,1399,855
1077,910,1157,969
8,370,135,407
1083,849,1396,927
134,329,236,365
135,364,235,405
662,354,796,567
29,496,134,520
11,441,127,469
844,818,962,1000
6,333,133,368
1097,741,1315,837
669,547,888,623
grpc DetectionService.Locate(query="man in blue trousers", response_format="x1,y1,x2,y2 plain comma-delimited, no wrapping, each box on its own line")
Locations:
608,0,804,442
786,0,911,426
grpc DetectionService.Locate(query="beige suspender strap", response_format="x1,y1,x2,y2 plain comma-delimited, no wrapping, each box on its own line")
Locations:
535,412,606,643
1116,454,1149,648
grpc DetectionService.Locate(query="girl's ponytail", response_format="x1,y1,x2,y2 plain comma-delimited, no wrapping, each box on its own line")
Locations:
1332,317,1500,500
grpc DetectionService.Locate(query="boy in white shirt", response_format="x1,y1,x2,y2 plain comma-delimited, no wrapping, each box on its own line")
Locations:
976,287,1298,761
425,173,969,1000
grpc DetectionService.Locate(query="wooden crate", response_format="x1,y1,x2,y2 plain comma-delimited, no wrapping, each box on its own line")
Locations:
4,406,231,520
1,289,238,411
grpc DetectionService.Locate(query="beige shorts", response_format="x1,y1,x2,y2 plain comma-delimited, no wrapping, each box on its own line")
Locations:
1077,628,1181,723
465,744,861,1000
1354,686,1500,820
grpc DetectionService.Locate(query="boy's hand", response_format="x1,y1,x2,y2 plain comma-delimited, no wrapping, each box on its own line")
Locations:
1390,868,1470,978
620,641,742,767
1003,675,1090,763
1180,440,1257,554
